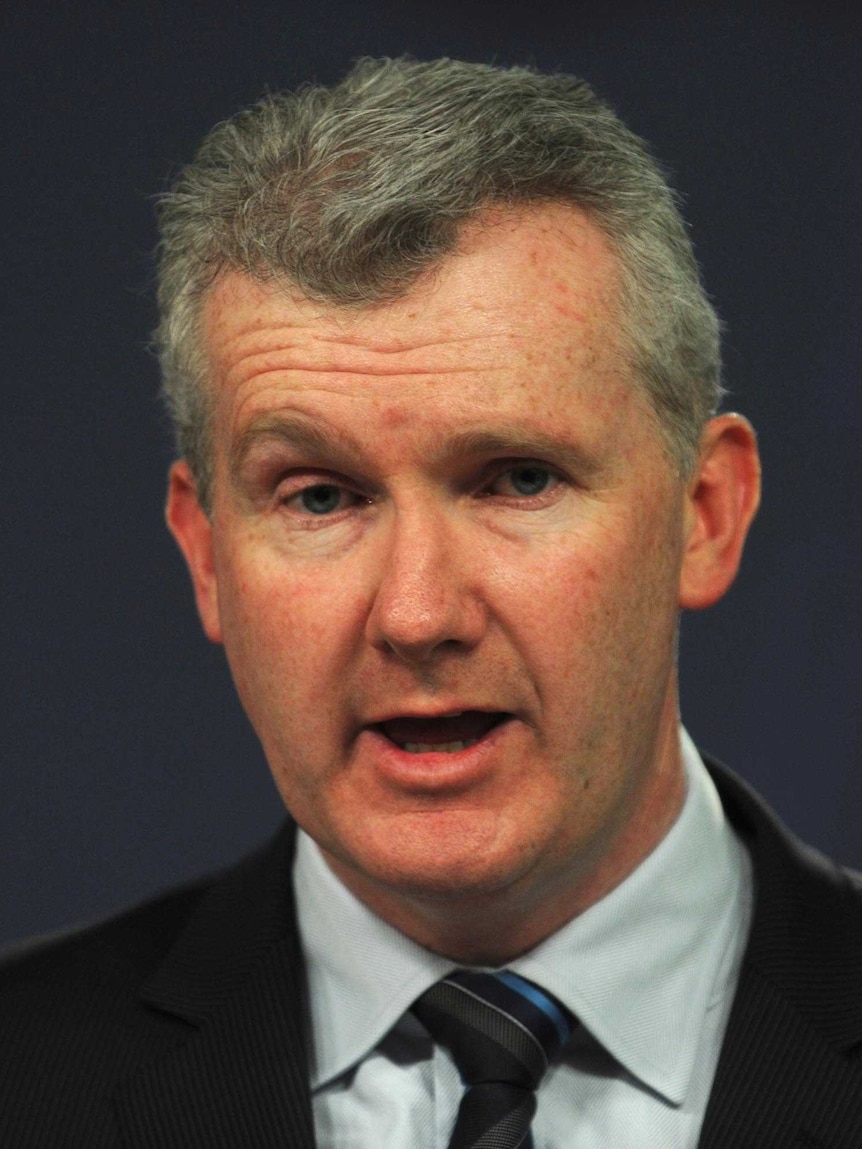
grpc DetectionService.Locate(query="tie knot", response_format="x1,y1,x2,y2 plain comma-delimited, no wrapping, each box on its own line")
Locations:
413,969,573,1091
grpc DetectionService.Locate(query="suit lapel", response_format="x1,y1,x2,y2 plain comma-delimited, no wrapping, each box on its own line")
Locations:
699,965,862,1149
698,762,862,1148
112,823,316,1149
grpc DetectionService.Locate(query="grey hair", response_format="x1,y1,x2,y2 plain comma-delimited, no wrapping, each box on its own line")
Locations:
155,56,722,511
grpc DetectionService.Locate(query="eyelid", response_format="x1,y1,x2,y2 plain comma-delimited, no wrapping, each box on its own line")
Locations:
470,464,564,511
276,470,374,520
481,459,563,489
276,468,358,495
486,455,560,472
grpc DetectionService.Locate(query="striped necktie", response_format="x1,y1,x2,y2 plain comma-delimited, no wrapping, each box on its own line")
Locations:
412,969,573,1149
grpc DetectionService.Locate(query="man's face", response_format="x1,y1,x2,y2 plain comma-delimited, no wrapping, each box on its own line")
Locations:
171,205,699,952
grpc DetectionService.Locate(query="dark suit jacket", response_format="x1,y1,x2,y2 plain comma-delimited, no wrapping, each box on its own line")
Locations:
2,760,862,1147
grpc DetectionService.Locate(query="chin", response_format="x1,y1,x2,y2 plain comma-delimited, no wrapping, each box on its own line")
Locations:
336,818,542,905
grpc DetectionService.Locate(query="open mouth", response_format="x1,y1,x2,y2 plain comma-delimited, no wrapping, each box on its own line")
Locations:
374,711,509,754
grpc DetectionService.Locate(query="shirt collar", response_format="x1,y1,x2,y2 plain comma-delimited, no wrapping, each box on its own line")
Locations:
294,831,454,1088
294,728,751,1103
511,728,751,1103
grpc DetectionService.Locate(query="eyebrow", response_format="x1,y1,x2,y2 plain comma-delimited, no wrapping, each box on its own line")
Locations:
230,413,603,482
230,414,359,480
439,428,602,476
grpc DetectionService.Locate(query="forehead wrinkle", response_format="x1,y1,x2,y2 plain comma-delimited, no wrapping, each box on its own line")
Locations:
233,365,499,386
218,345,507,389
311,329,503,354
207,305,522,388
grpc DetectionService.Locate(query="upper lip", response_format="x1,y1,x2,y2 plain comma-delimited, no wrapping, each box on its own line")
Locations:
363,707,509,726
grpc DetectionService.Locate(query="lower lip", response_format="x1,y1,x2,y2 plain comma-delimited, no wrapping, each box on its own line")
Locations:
355,718,517,792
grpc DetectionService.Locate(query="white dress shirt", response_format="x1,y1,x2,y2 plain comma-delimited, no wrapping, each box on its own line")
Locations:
294,729,753,1147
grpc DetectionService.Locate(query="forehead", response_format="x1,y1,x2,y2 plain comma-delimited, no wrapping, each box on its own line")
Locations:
201,204,641,445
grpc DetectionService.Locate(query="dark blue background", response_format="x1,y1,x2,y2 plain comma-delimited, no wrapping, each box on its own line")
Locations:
2,0,860,944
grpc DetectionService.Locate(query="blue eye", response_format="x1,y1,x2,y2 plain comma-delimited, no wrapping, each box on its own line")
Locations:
504,465,554,496
298,484,345,515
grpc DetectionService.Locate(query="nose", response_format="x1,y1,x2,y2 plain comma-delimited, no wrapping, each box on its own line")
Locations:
364,502,487,663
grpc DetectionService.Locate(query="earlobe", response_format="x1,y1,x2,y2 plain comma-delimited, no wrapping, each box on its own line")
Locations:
165,460,223,644
678,413,761,611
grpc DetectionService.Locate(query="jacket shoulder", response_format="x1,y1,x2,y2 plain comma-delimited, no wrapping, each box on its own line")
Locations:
708,754,862,1049
0,825,300,1146
0,876,209,985
0,873,223,1146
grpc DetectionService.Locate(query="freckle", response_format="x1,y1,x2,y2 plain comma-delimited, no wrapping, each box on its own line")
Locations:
554,304,585,320
381,405,409,428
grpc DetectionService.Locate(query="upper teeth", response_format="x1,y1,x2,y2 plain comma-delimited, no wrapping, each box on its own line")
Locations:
403,738,477,754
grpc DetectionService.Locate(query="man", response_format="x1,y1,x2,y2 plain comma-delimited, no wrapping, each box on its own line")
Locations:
2,57,861,1148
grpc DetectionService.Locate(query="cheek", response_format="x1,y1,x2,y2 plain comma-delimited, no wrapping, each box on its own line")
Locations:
507,510,680,693
215,546,363,732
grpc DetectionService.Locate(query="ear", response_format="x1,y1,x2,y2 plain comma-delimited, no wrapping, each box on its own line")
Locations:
165,460,223,643
678,413,761,611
